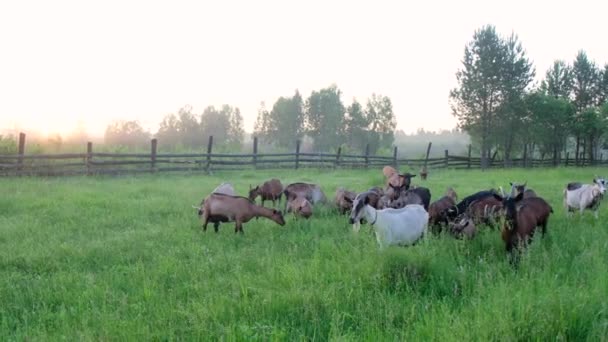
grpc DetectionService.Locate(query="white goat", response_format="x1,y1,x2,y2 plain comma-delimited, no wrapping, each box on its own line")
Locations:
564,178,606,218
349,193,428,248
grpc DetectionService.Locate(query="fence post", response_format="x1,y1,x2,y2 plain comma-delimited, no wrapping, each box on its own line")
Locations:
393,146,398,168
522,144,527,168
565,152,569,167
17,132,26,175
86,142,93,176
365,143,370,168
252,136,258,169
150,138,157,172
295,140,301,170
467,144,472,169
423,142,432,171
206,136,213,173
335,146,341,168
600,153,603,165
444,149,449,168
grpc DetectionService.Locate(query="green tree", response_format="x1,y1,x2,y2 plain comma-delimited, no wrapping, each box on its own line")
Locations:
526,92,574,165
364,94,397,154
156,113,180,148
543,60,573,99
571,51,600,163
305,85,346,151
253,91,304,149
344,99,368,152
177,105,203,148
450,25,507,168
494,33,535,166
200,106,232,146
104,121,150,149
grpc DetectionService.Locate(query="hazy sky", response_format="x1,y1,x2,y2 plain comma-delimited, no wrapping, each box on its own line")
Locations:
1,0,607,138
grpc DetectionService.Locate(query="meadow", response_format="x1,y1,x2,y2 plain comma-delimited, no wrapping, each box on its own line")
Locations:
0,168,607,340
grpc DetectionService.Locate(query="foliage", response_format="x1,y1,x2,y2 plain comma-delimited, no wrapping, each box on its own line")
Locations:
0,135,17,154
104,120,150,149
1,168,607,340
305,85,346,151
254,92,305,149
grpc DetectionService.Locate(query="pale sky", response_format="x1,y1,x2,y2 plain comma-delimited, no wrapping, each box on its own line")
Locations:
1,0,607,138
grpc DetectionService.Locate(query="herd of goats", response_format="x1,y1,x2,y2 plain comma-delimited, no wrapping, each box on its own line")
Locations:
193,165,606,257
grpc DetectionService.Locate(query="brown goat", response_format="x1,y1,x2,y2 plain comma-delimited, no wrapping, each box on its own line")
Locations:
445,187,458,201
334,187,357,214
466,196,503,226
249,178,284,207
448,215,476,240
283,182,327,210
287,196,313,219
428,195,457,232
494,193,553,256
201,193,285,233
509,181,537,199
365,187,384,209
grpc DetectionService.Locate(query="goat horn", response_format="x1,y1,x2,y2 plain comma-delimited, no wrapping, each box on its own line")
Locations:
192,205,201,210
499,186,505,197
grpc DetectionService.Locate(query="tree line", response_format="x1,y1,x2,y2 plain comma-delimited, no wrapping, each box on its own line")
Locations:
103,84,396,154
451,25,608,167
253,85,396,154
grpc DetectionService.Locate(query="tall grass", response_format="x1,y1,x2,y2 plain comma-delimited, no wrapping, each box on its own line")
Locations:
0,168,607,340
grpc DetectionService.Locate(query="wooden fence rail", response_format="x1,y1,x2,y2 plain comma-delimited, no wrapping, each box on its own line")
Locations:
0,133,607,177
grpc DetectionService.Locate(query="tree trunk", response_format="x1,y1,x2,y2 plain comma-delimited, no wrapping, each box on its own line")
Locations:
481,136,489,170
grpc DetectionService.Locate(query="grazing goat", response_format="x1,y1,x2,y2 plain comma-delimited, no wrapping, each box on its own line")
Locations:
564,178,606,218
287,196,313,219
448,215,476,240
428,193,457,232
283,182,327,209
444,190,497,220
466,196,503,226
349,193,428,248
334,187,357,214
493,193,553,256
388,188,429,210
509,181,537,199
445,187,458,201
363,187,384,209
201,193,285,233
193,182,236,223
249,178,284,207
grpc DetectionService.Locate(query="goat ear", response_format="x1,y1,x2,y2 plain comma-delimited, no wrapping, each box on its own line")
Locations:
344,197,353,203
509,182,513,186
410,174,417,178
364,196,370,205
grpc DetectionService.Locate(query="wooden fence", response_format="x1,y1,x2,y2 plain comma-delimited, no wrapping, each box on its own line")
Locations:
0,133,606,177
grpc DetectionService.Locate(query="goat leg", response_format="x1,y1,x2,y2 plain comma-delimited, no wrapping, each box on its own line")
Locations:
214,222,220,233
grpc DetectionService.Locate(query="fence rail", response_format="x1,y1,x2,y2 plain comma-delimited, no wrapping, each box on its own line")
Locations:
0,133,606,177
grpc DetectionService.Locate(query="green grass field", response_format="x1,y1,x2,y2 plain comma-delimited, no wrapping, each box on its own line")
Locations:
1,168,607,340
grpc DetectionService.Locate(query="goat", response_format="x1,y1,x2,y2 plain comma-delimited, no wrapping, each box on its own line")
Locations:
428,194,457,232
509,181,537,199
363,187,384,209
448,215,476,240
348,193,428,248
493,193,553,256
200,193,285,233
287,196,313,219
563,178,606,218
388,189,427,209
444,190,497,221
445,187,458,201
249,178,283,207
283,182,327,211
193,182,236,224
465,196,503,226
334,187,357,214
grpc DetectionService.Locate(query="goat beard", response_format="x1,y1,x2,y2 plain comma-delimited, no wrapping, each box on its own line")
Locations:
352,221,361,233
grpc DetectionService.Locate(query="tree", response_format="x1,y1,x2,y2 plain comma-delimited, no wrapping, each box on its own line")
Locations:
543,60,573,99
156,113,180,147
571,51,600,163
200,106,232,146
253,91,305,149
344,99,368,152
364,94,397,153
176,105,203,148
104,121,150,149
526,92,574,165
305,85,346,151
226,106,244,147
450,25,507,168
597,64,608,105
494,33,535,166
